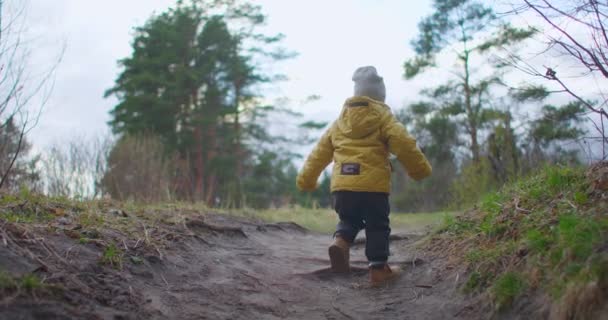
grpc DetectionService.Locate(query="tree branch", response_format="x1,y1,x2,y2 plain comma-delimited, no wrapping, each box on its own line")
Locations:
0,118,25,189
525,0,608,78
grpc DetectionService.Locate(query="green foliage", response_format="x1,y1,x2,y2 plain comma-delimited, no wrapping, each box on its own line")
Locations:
0,270,16,290
435,165,608,312
403,0,535,168
104,0,298,205
299,121,328,130
464,271,494,294
492,272,525,309
20,274,43,292
0,191,55,223
233,207,448,234
101,243,123,269
510,85,550,102
529,102,585,148
478,25,536,52
450,160,500,209
403,56,434,79
0,270,49,296
439,213,475,234
526,230,550,253
557,214,601,261
392,104,459,212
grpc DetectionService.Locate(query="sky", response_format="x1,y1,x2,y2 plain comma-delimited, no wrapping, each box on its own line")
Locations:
16,0,606,160
22,0,433,151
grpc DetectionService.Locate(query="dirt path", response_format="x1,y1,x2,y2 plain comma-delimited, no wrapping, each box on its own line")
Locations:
128,215,467,320
1,213,471,320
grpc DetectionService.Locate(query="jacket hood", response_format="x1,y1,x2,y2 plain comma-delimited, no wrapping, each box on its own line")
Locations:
337,96,390,139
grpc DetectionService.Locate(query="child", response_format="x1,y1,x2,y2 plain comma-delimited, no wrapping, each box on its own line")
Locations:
296,66,432,286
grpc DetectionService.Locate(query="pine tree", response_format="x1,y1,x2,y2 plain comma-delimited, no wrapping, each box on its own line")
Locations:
404,0,535,162
104,0,291,205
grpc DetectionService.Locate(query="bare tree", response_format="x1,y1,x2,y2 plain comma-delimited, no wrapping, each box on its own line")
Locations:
42,135,112,199
100,134,178,202
0,0,62,190
504,0,608,160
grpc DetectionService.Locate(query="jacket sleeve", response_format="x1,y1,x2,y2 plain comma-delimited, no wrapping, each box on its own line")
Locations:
382,114,432,181
296,126,334,191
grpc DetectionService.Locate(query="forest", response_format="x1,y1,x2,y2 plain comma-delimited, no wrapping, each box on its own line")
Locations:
0,0,605,212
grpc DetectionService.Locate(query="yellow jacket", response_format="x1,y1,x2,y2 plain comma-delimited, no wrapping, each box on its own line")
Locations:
297,96,432,193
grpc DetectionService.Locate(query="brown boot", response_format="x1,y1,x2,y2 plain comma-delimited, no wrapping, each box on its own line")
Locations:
369,264,401,286
328,236,350,273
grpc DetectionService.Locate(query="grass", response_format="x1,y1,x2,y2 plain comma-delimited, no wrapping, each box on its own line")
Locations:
0,269,48,295
434,164,608,315
492,272,526,310
100,243,123,269
229,207,451,234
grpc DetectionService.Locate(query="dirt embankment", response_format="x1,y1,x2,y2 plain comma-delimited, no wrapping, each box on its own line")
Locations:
0,204,486,320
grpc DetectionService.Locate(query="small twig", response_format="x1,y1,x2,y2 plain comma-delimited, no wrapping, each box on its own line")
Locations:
0,223,10,247
565,199,578,210
154,245,163,261
64,245,77,259
514,198,532,213
40,240,69,265
141,222,150,245
160,274,170,288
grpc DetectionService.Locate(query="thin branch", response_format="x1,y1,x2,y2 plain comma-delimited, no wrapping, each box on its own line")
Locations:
0,118,25,189
525,0,608,78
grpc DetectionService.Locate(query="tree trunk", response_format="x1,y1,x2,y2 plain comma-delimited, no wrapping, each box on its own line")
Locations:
462,50,480,162
232,83,243,207
204,125,217,206
193,125,205,202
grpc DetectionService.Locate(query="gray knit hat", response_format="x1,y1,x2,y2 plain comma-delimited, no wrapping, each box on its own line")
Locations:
352,66,386,102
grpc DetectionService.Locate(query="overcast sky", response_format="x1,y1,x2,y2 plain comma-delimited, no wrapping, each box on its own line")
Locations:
22,0,433,150
19,0,605,160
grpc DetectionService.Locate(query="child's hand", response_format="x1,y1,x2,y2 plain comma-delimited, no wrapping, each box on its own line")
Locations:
296,175,318,192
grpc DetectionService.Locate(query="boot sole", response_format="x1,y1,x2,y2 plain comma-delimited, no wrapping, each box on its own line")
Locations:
328,245,349,273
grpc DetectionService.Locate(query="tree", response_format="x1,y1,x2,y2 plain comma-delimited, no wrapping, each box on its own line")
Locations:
507,0,608,160
404,0,534,162
42,136,112,199
391,105,460,211
524,100,586,167
101,134,176,202
0,117,39,192
0,0,61,191
105,0,292,205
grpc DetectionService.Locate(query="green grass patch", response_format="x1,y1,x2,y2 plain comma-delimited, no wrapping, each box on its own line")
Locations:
0,270,51,296
493,272,525,309
433,165,608,313
100,243,123,269
230,208,451,234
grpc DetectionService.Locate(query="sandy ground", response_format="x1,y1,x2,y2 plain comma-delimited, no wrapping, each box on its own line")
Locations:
0,212,477,320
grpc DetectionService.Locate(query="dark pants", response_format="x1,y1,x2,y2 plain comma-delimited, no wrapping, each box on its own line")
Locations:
332,191,391,264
